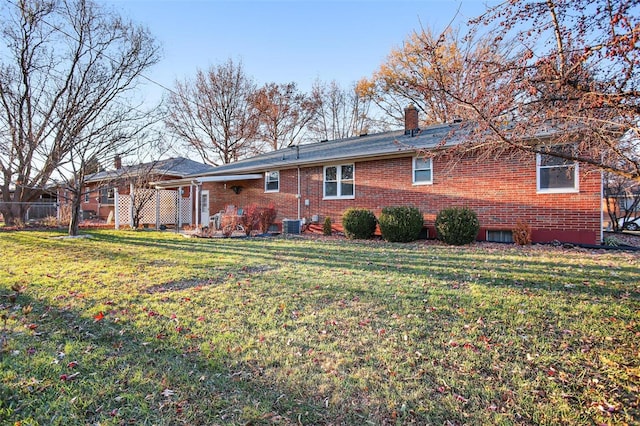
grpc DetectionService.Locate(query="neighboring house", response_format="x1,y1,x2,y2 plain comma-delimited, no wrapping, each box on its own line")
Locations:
82,157,216,226
156,106,603,245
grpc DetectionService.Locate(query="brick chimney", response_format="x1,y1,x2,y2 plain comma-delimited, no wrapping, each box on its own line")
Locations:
404,104,419,136
114,154,122,170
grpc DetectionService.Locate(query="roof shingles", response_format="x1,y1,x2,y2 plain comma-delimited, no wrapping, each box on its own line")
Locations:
195,124,461,177
86,157,216,183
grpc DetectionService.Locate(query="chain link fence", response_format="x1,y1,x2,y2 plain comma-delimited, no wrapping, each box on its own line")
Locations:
0,201,59,223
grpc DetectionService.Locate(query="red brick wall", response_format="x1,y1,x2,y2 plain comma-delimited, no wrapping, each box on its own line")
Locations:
203,151,602,244
81,182,122,220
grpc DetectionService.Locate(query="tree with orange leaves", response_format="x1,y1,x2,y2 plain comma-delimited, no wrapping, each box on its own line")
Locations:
407,0,639,182
362,27,500,128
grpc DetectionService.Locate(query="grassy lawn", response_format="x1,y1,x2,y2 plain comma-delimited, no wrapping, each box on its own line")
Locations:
1,230,638,425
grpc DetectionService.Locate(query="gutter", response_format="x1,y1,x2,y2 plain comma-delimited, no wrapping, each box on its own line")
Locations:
198,150,422,177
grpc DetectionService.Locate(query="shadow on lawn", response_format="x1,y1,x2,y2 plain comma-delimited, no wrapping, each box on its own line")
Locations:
4,231,639,425
85,231,640,302
0,289,329,425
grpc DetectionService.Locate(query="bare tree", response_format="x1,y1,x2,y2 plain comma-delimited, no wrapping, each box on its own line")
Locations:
251,82,318,150
164,59,259,165
59,122,161,236
604,173,640,231
307,80,379,142
0,0,160,230
405,0,639,181
126,161,163,230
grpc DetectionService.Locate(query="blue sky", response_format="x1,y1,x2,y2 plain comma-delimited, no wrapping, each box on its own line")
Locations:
105,0,497,102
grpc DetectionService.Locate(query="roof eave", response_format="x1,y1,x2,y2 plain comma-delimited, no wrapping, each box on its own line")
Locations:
197,149,427,176
151,173,263,189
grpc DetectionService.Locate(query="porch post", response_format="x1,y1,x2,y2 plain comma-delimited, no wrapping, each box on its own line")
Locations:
129,183,134,228
189,184,194,225
177,186,183,229
195,184,201,227
114,189,119,229
155,190,160,230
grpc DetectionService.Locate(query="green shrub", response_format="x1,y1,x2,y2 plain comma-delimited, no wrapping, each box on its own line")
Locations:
604,235,621,247
378,206,424,242
435,207,480,245
342,208,377,239
323,216,332,236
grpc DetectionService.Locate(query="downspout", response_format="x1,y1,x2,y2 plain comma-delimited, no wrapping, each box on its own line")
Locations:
297,167,301,220
600,170,604,245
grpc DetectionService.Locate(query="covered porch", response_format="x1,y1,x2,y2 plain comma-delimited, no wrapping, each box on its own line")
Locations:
150,174,263,230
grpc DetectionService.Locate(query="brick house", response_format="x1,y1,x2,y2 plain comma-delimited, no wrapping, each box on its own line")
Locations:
157,106,603,245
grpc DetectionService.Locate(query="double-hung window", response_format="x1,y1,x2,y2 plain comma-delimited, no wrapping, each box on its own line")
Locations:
537,146,579,193
413,157,433,184
324,164,354,199
265,171,279,192
100,187,115,204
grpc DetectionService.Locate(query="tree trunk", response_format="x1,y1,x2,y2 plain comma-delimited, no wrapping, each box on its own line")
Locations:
68,194,82,236
0,203,29,226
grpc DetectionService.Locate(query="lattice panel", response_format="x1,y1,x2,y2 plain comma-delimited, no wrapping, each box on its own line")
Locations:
118,189,190,227
118,194,131,227
158,190,178,225
137,189,158,224
179,197,192,224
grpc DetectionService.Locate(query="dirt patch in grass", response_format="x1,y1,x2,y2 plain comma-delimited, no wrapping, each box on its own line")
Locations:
144,265,276,294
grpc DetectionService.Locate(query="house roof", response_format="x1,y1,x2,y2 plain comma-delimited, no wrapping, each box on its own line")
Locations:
191,123,464,177
85,157,216,183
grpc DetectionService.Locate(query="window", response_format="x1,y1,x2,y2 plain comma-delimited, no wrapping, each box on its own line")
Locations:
486,230,513,243
265,171,279,192
100,187,115,204
324,164,354,199
537,147,578,193
84,191,90,203
413,157,433,184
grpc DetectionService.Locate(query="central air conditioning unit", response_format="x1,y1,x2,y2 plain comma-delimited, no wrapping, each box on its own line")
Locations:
282,219,301,235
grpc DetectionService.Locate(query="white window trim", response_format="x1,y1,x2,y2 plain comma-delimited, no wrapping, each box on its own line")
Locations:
323,164,355,200
264,170,280,193
412,156,433,185
536,152,579,194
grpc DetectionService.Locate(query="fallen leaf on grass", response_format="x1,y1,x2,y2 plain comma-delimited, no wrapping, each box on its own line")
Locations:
454,394,469,403
93,312,104,322
60,372,80,381
161,388,175,398
590,401,619,414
